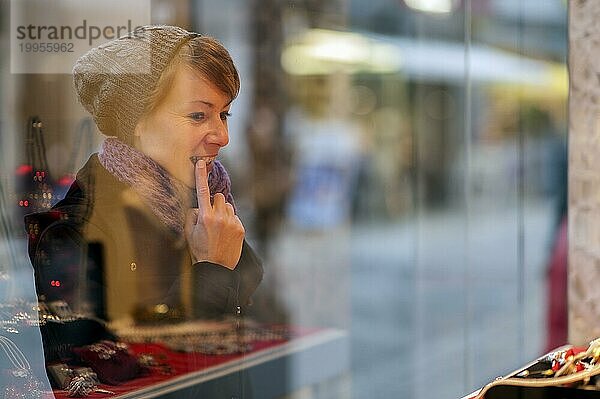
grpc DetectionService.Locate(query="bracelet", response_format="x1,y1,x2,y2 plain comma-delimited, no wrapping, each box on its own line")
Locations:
87,340,130,361
65,374,114,397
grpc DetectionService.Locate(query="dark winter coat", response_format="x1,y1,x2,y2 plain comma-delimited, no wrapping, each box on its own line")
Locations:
25,154,263,321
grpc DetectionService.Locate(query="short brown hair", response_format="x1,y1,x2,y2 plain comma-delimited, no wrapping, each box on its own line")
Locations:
145,36,240,116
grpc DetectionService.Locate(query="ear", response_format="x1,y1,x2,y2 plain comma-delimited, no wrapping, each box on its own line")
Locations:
133,117,146,138
133,115,148,140
130,117,148,148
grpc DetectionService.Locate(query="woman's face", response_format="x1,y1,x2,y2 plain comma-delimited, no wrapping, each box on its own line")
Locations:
135,64,232,188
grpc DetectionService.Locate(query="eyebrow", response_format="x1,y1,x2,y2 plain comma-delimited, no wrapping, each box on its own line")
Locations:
187,99,232,108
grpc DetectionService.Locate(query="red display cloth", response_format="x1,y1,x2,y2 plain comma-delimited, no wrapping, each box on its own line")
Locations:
52,328,315,398
72,341,141,385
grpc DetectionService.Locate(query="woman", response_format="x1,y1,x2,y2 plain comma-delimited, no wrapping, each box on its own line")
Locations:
26,26,263,323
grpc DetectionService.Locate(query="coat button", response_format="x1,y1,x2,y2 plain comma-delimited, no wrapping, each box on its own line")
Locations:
130,262,137,271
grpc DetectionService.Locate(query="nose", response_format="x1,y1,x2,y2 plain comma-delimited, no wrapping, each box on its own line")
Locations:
207,118,229,147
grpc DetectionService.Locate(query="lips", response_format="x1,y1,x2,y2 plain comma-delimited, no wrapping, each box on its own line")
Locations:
189,155,217,166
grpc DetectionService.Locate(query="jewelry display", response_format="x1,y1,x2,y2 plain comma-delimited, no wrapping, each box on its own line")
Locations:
1,335,49,399
86,340,128,360
114,319,292,355
47,363,103,390
46,300,75,320
35,301,56,324
15,116,54,217
516,337,600,379
64,374,115,397
1,297,297,396
46,363,75,389
475,337,600,398
65,375,94,397
35,298,118,363
172,326,292,354
0,298,98,336
137,353,173,375
0,300,48,334
73,367,100,385
47,362,118,397
72,340,141,385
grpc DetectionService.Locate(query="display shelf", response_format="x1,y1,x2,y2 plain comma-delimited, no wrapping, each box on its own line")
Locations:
53,328,349,399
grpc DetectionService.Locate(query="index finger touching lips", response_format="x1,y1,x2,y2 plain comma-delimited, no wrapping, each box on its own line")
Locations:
194,159,212,214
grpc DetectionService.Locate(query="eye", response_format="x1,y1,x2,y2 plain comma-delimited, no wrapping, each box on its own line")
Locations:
220,111,232,121
188,112,205,122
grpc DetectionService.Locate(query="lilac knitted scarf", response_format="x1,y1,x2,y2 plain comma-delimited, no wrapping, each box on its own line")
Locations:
98,137,235,235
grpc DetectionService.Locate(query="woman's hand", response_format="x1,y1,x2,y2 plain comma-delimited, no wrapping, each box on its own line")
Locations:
184,159,245,269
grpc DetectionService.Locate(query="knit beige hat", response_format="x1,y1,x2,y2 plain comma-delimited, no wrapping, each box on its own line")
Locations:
73,25,200,140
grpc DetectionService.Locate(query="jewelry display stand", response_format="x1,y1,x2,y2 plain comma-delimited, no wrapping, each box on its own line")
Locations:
50,327,348,399
463,341,600,399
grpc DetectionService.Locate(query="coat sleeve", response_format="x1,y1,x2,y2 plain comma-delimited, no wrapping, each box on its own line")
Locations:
191,240,264,319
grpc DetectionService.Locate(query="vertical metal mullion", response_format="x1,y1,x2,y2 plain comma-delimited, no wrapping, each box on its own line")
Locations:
463,0,474,391
517,0,526,366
